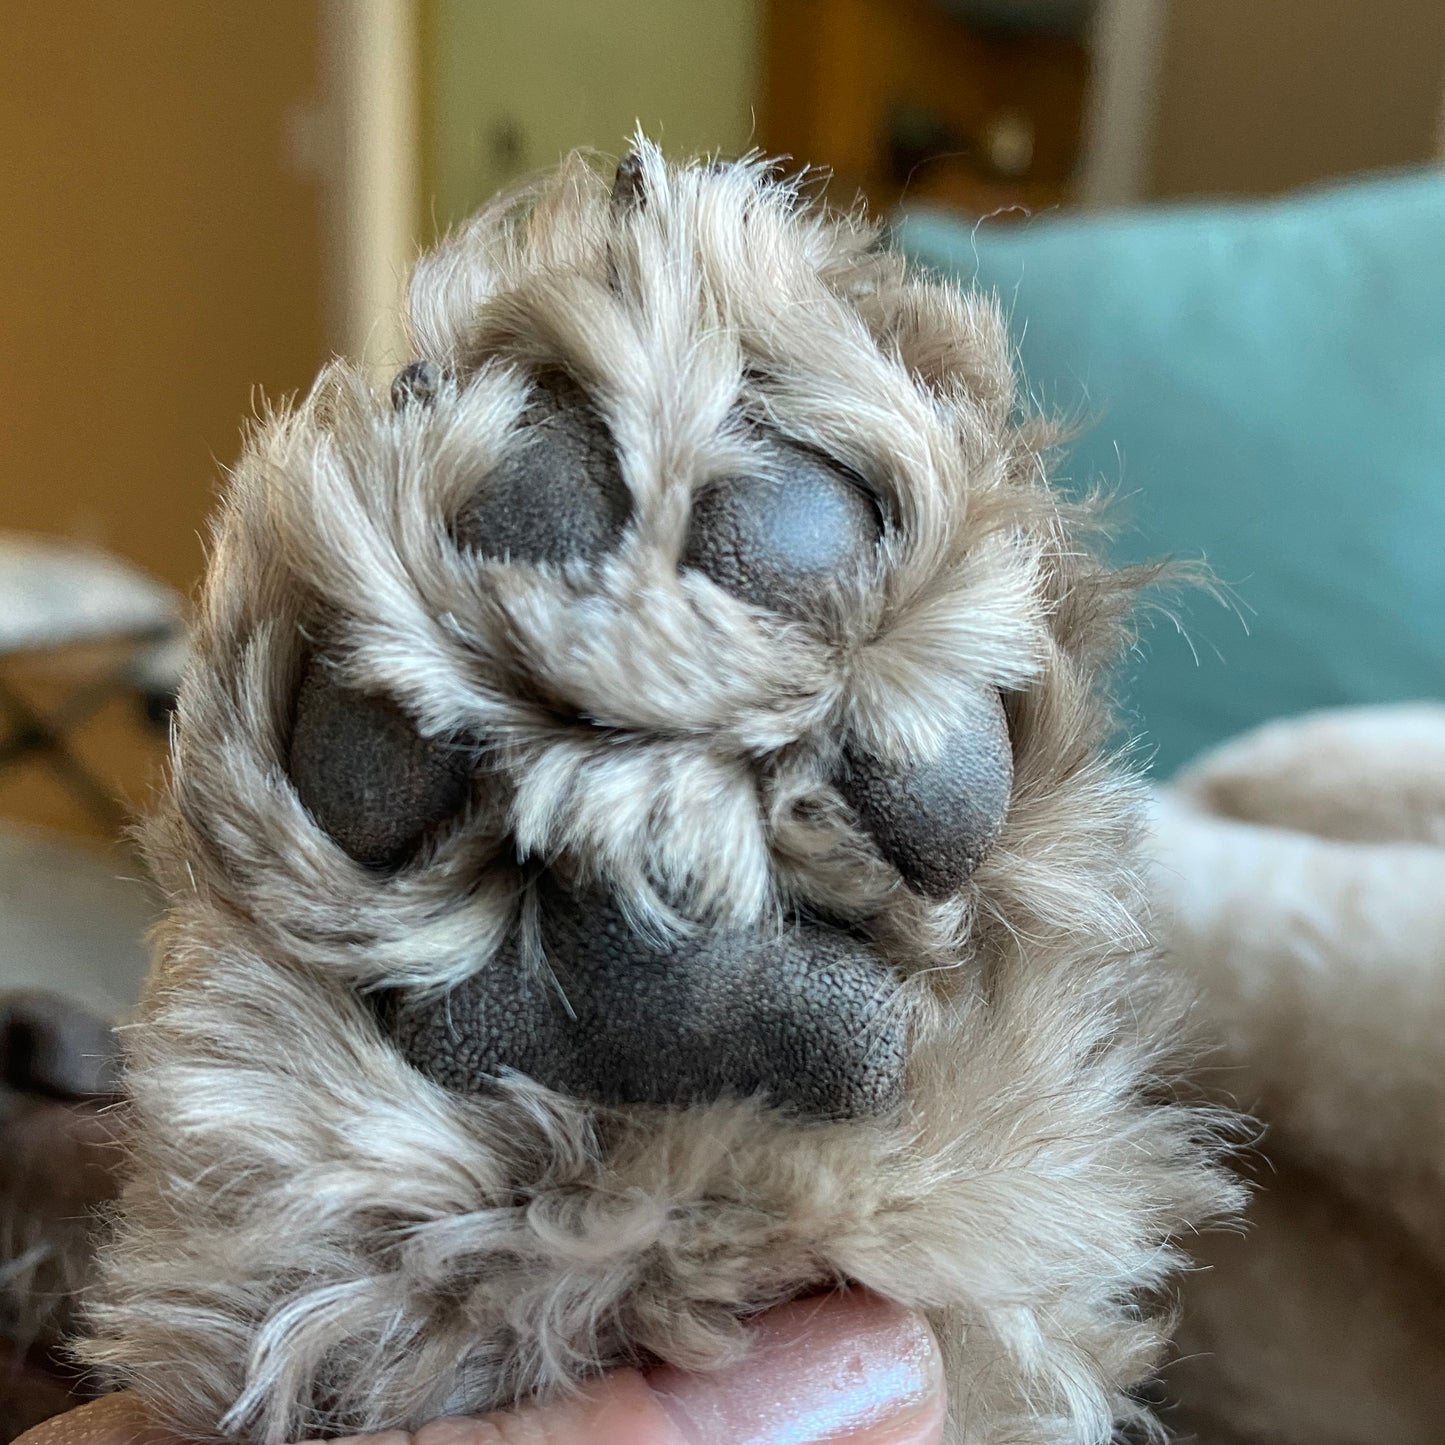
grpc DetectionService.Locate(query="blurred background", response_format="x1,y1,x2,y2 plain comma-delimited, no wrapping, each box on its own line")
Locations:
3,0,1444,850
5,0,1445,856
1,5,1443,1435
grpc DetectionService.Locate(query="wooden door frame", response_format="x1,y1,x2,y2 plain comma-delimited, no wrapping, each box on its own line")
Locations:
320,0,421,373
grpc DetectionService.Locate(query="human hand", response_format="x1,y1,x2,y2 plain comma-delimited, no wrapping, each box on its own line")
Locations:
17,1291,944,1445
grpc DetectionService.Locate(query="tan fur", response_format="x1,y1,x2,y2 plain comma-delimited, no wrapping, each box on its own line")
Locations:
1170,1166,1445,1445
1151,705,1445,1442
84,145,1239,1444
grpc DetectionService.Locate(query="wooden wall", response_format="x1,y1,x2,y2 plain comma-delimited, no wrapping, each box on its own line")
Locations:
1148,0,1445,199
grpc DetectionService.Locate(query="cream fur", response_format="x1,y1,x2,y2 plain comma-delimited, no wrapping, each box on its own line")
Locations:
1150,705,1445,1443
84,144,1239,1444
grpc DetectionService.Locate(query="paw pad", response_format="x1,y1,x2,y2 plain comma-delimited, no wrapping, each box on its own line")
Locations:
385,879,906,1118
289,658,473,870
838,687,1013,898
681,441,881,620
452,373,632,566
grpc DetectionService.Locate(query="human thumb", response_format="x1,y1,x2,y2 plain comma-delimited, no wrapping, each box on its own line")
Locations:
393,1289,946,1445
17,1290,945,1445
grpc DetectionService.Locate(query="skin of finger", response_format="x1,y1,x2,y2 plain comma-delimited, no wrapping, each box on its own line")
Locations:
643,1291,945,1445
13,1370,943,1445
402,1356,946,1445
411,1371,684,1445
17,1298,946,1445
8,1375,708,1445
382,1293,947,1445
12,1392,170,1445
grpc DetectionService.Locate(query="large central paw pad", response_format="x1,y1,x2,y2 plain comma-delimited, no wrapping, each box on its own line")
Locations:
384,880,906,1118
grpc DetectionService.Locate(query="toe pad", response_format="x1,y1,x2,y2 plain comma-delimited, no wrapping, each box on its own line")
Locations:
838,687,1013,897
454,374,633,567
681,442,880,620
385,880,908,1119
289,661,473,869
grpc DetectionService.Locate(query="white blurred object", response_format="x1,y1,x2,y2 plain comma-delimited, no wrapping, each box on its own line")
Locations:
0,533,184,826
1077,0,1167,207
0,535,178,654
320,0,418,378
1149,703,1445,1443
128,631,190,703
982,109,1037,178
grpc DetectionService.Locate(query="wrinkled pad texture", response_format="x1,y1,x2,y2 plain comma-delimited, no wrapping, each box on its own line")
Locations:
385,879,907,1118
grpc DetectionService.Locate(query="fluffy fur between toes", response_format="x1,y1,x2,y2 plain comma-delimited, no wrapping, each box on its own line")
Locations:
83,143,1241,1445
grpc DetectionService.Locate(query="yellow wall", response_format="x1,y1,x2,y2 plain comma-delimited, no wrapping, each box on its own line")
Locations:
420,0,761,230
0,3,329,594
0,4,331,837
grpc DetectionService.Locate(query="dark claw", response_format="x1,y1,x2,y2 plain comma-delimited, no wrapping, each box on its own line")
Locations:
453,373,633,566
681,440,881,620
612,150,646,212
838,686,1013,897
384,878,908,1119
289,658,474,869
391,359,444,410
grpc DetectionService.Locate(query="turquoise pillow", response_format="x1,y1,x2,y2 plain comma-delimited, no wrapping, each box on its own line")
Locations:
898,170,1445,775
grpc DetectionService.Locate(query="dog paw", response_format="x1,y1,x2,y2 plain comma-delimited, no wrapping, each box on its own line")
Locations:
92,146,1238,1445
279,351,1021,1121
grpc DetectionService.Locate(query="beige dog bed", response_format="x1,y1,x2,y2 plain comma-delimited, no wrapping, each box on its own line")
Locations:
1150,704,1445,1443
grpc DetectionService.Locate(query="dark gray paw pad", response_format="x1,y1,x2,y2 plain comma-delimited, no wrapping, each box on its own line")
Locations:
838,686,1013,897
384,879,907,1119
681,442,881,620
289,658,473,869
453,373,633,566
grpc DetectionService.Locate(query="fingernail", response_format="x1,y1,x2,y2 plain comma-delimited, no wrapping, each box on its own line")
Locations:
646,1290,945,1444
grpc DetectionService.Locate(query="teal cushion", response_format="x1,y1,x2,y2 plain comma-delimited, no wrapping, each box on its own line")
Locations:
898,170,1445,775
